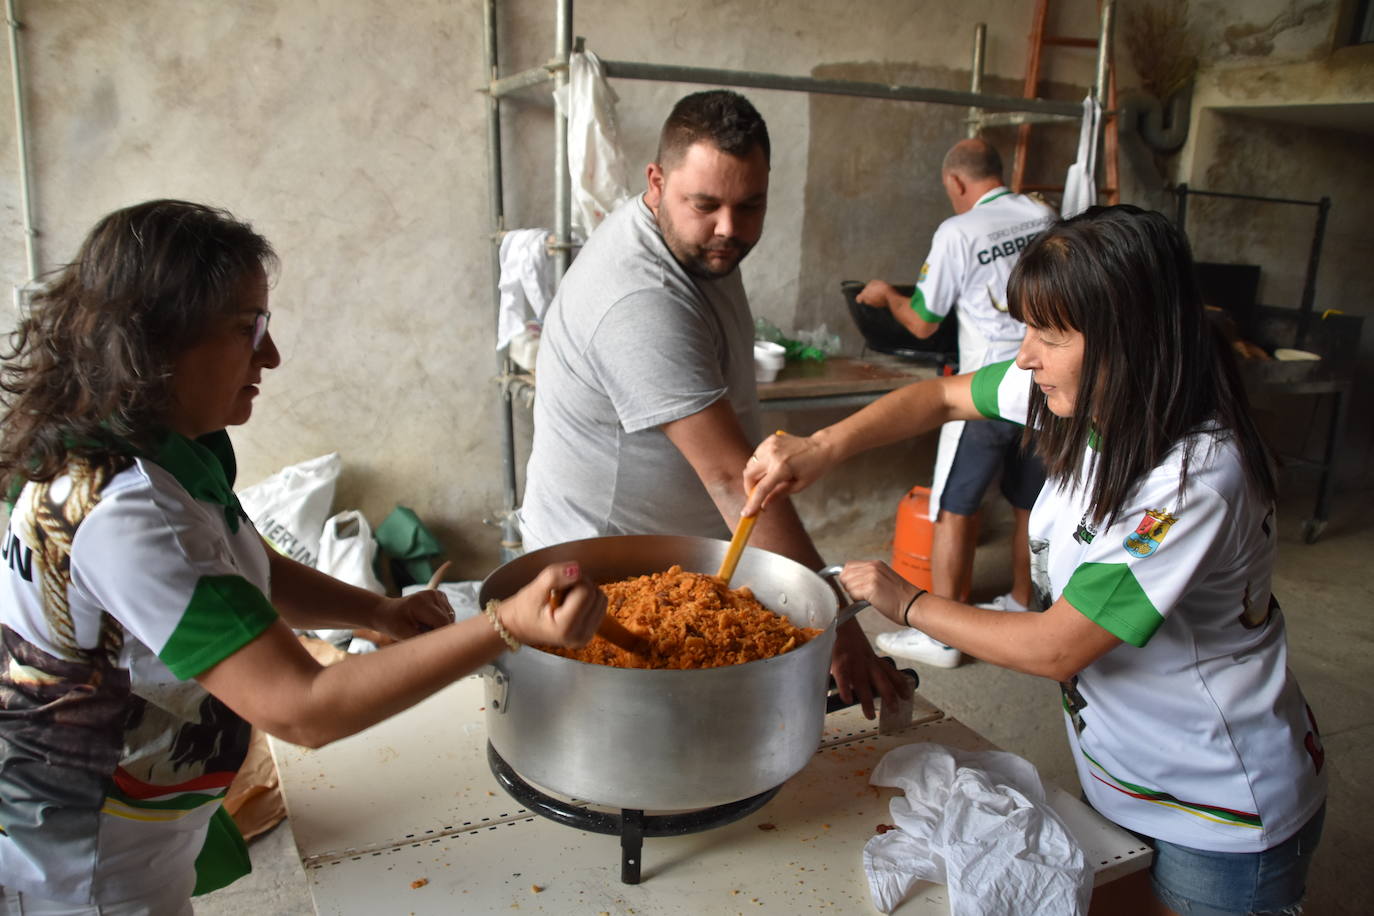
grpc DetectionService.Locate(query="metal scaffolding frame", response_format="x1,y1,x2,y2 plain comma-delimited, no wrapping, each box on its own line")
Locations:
481,0,1115,558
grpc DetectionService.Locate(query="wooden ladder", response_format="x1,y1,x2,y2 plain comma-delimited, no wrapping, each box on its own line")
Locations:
1011,0,1119,204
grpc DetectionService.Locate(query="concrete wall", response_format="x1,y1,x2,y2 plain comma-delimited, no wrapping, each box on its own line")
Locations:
1170,2,1374,489
0,0,1196,580
0,0,1108,576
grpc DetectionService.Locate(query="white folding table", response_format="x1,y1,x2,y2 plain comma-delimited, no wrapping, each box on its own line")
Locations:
271,676,1150,914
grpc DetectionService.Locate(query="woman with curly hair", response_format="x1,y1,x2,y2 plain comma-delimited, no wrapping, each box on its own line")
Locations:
0,200,605,914
743,206,1325,915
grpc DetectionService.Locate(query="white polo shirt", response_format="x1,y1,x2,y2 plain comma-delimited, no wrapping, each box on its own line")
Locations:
911,188,1056,372
971,361,1327,852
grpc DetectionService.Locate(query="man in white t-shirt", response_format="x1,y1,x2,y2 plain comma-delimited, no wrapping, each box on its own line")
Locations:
520,90,905,713
856,138,1055,667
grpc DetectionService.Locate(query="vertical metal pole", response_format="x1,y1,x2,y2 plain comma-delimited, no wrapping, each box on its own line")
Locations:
967,23,986,139
552,0,572,277
1295,196,1330,351
6,0,38,292
1093,0,1114,108
484,0,522,559
1174,183,1189,231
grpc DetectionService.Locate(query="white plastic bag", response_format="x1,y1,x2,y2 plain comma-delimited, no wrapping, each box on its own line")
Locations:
402,580,482,623
317,510,385,594
238,453,341,568
864,742,1091,915
312,510,387,651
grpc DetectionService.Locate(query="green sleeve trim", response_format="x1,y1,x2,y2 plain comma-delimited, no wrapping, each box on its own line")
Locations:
161,575,278,679
969,360,1015,420
1062,562,1164,647
908,286,943,324
192,806,251,896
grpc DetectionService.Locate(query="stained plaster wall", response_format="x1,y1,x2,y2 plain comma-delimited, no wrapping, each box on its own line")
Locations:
1171,1,1374,488
1,0,1111,576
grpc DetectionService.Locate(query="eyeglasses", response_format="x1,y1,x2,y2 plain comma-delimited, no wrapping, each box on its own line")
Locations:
251,311,271,351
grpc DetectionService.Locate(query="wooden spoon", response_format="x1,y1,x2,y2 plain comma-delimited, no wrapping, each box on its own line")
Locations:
715,495,759,588
425,561,453,590
550,586,649,656
716,430,785,587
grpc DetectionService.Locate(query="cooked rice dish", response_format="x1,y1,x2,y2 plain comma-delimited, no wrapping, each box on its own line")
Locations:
542,565,822,670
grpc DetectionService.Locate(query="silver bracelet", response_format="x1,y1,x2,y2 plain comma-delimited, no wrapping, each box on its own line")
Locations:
483,599,520,652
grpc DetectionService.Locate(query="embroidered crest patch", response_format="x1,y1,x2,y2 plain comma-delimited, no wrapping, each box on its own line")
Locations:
1123,509,1176,558
1073,511,1097,544
919,262,930,283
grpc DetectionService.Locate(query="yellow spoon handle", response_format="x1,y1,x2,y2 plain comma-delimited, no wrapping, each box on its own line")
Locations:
716,495,759,584
717,431,785,585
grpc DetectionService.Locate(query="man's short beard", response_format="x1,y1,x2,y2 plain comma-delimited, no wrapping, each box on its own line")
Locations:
656,208,752,279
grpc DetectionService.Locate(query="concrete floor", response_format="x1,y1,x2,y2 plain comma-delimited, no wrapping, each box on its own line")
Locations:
197,479,1374,915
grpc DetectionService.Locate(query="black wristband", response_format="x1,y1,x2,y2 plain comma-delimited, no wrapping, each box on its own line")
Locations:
902,587,927,628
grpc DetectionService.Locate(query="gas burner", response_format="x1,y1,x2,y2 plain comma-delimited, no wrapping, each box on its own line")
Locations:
486,742,780,884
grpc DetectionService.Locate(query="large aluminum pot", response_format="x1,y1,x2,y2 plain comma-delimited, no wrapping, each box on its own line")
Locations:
478,535,845,810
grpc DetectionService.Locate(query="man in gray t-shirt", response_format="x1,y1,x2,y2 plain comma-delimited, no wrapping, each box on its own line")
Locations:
520,90,904,714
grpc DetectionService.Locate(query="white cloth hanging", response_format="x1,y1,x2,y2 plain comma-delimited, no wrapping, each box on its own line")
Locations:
497,228,556,367
553,50,633,238
1060,94,1101,219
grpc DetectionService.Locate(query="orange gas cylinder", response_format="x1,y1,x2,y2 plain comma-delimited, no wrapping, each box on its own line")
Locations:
891,486,934,592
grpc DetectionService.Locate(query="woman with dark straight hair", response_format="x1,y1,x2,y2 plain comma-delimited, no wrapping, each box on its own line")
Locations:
744,205,1325,915
1010,205,1275,525
0,200,606,914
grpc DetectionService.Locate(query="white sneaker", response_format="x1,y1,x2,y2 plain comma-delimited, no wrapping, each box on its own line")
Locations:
976,593,1031,612
875,629,963,668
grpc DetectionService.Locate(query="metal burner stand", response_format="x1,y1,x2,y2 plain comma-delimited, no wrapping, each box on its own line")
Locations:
487,743,780,884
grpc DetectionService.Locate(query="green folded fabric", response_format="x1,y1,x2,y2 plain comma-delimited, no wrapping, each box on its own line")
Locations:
374,505,444,586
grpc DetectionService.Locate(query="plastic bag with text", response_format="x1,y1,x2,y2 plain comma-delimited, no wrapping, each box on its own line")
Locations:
238,453,341,568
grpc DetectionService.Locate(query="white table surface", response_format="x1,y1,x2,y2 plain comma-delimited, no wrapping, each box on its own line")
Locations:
271,676,1150,914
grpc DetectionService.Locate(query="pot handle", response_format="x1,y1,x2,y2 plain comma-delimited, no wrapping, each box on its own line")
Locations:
818,565,870,629
476,657,509,714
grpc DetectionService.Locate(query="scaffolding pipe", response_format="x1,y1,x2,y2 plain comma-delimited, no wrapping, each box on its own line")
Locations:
493,55,1095,122
552,0,572,278
487,63,560,98
1092,0,1115,108
6,0,37,291
599,59,1083,117
967,23,986,138
483,0,522,559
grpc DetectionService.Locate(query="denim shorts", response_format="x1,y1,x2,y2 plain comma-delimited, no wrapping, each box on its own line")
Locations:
1147,802,1326,915
939,418,1045,515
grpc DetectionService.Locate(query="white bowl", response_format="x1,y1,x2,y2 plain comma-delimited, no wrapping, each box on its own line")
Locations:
754,341,786,383
1274,348,1321,362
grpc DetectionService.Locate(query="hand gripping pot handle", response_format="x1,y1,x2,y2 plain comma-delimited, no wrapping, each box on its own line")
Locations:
818,565,869,629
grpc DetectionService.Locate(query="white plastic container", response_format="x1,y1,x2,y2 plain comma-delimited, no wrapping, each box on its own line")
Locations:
754,340,786,383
